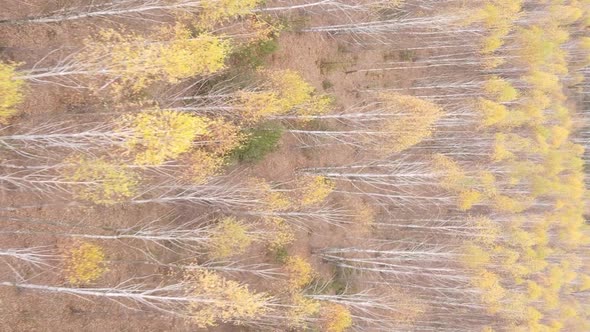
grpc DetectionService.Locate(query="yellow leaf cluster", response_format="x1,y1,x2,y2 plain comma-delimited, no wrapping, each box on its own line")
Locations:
472,216,501,246
379,93,444,153
198,0,262,27
0,62,24,123
208,217,253,259
204,117,245,155
237,70,330,122
185,269,269,327
287,293,321,328
268,69,315,110
298,175,335,207
64,242,108,285
321,303,353,332
118,110,210,165
458,190,483,211
472,270,506,310
285,256,314,291
64,155,138,205
483,77,519,102
185,150,225,184
462,243,491,269
252,178,293,211
82,26,230,93
264,217,295,252
432,154,467,191
238,91,283,121
477,98,508,127
493,195,530,213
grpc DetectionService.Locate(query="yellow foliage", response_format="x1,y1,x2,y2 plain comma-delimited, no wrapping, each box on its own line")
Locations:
265,217,295,252
549,5,583,25
185,150,224,184
516,26,565,70
379,93,444,153
483,77,519,102
118,110,210,165
268,69,315,110
64,155,138,205
479,171,497,197
65,242,108,285
560,303,579,319
523,70,561,96
458,190,483,211
493,195,529,213
298,94,334,118
0,62,24,123
480,34,504,54
237,70,328,121
462,243,491,269
185,269,268,327
204,118,244,155
477,98,508,127
432,154,468,191
265,191,292,211
298,175,335,206
252,178,293,211
526,306,543,325
208,217,253,259
322,303,353,332
287,293,321,328
472,270,506,308
238,91,283,121
549,125,569,148
285,256,314,291
198,0,262,26
577,274,590,292
472,216,501,246
493,246,519,266
82,26,230,93
527,281,543,300
493,142,513,162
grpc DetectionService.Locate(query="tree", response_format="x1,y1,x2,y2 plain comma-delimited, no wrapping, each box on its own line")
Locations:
321,303,353,332
286,293,321,329
199,0,264,27
297,175,335,207
117,110,211,165
0,246,59,268
285,256,314,291
207,217,254,259
0,269,272,327
185,269,270,327
80,25,231,94
64,155,139,205
0,62,25,123
288,93,444,153
239,69,330,122
18,25,230,93
64,242,108,285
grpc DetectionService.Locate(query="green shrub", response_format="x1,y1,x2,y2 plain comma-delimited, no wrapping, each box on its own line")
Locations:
229,122,283,162
232,38,279,69
270,246,289,263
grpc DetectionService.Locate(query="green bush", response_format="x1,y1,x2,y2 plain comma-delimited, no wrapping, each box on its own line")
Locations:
270,246,289,264
229,122,283,162
232,38,279,69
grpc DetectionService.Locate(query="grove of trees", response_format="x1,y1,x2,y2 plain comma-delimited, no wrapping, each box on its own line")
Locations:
0,0,589,331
